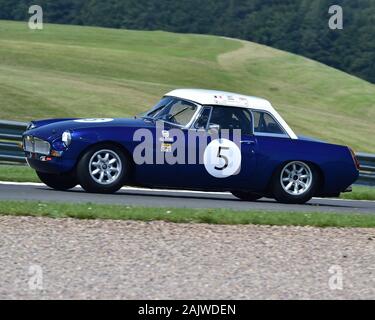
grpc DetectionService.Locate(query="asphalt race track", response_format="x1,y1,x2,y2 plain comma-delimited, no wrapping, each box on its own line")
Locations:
0,182,374,214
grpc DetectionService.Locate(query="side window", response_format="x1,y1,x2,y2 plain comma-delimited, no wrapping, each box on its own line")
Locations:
253,111,285,135
209,106,252,135
193,107,211,129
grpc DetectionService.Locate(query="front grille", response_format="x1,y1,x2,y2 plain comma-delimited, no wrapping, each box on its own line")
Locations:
23,136,50,155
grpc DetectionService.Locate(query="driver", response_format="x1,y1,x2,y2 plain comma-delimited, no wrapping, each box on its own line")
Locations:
209,107,240,130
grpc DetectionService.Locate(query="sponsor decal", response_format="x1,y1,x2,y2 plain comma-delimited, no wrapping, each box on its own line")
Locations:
161,143,172,153
159,130,174,143
213,95,249,107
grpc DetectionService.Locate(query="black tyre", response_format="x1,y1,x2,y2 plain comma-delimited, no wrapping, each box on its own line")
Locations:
231,191,263,201
77,144,129,194
272,161,318,204
36,171,77,191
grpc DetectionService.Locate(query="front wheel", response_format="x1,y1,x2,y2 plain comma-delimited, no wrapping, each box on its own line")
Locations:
231,191,263,201
77,144,129,194
272,161,318,204
36,171,77,191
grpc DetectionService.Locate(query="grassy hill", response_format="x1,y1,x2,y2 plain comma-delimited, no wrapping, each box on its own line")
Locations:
0,20,374,152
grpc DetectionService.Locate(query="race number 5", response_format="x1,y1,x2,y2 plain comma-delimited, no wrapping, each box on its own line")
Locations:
214,146,229,170
203,139,241,178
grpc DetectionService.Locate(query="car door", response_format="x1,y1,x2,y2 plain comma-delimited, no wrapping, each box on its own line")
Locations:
174,106,258,191
133,98,199,188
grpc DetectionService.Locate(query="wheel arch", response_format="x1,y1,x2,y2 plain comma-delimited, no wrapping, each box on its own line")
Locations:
266,159,325,196
74,140,136,180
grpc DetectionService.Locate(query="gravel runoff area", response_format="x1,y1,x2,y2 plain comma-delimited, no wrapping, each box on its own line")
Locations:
0,216,375,299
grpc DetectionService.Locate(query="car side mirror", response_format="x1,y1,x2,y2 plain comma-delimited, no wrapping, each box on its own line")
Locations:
208,124,220,134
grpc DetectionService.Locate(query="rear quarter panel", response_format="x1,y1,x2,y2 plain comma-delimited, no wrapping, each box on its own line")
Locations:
254,136,359,196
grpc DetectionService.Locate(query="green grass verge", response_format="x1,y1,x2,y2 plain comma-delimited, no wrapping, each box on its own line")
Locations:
0,164,40,182
341,185,375,201
0,200,374,228
0,20,374,152
0,164,374,201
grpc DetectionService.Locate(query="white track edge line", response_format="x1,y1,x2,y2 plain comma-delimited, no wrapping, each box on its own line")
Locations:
0,181,374,203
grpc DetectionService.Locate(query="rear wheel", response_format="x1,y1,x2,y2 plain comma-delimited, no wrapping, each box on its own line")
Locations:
36,171,77,191
231,191,263,201
272,161,318,204
77,144,129,194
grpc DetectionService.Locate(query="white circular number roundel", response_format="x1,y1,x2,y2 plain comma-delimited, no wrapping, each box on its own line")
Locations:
203,139,241,178
74,118,114,123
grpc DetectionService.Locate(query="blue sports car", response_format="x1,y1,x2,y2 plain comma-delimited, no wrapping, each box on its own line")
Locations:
22,89,359,204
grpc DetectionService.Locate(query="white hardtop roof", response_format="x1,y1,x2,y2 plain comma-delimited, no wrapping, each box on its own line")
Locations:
165,88,298,139
165,88,274,111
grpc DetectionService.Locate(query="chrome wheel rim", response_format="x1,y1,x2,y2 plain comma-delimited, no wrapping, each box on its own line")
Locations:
280,161,312,196
89,149,122,185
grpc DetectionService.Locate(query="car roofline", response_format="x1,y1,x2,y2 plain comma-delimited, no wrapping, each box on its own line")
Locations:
165,89,298,139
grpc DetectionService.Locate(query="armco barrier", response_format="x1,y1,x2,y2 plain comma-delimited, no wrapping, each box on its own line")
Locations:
0,120,27,163
356,153,375,186
0,119,374,185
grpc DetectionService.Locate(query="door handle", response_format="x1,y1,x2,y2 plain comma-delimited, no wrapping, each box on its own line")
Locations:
240,140,255,145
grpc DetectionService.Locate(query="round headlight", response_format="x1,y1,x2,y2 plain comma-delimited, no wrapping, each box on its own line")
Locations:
62,131,72,146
